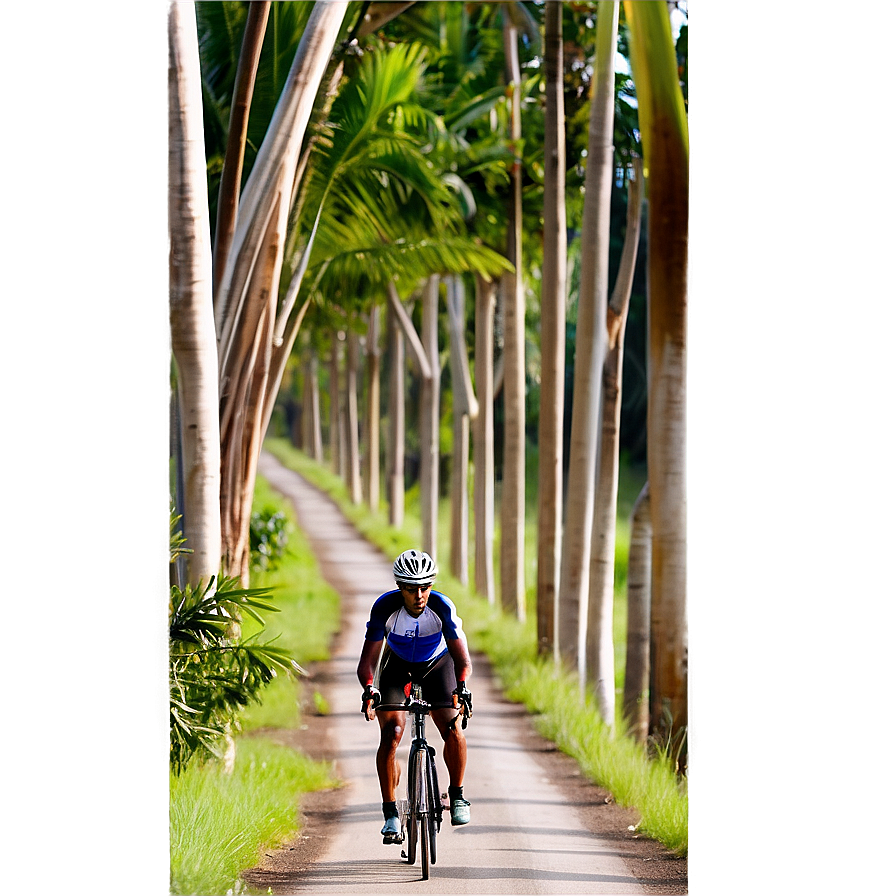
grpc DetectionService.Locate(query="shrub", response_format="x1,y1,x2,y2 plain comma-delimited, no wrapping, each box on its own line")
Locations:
249,508,289,572
168,508,304,771
169,575,304,774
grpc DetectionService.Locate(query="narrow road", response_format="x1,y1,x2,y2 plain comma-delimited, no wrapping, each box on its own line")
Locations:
245,451,681,894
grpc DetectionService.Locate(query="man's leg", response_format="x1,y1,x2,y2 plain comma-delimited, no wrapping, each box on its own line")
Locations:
376,710,405,842
433,707,471,825
376,710,405,800
433,707,466,788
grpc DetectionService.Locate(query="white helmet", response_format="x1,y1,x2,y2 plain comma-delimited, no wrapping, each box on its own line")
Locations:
393,549,437,587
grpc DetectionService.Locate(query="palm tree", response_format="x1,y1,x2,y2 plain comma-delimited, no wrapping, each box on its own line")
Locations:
303,349,324,461
363,307,382,512
536,0,567,659
420,274,441,557
623,481,651,742
499,10,527,622
586,160,644,722
345,325,363,504
386,301,406,528
329,330,343,475
211,1,271,294
623,0,689,755
473,274,498,604
557,0,620,686
169,0,221,590
213,0,352,582
446,274,478,585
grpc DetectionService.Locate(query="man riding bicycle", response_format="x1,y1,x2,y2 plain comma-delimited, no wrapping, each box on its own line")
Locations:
357,549,473,843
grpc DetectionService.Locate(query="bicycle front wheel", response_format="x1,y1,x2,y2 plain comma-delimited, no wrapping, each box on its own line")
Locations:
406,748,424,866
419,810,430,879
425,752,439,865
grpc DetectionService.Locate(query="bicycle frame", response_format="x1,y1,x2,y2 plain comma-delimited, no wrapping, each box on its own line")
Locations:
396,684,442,879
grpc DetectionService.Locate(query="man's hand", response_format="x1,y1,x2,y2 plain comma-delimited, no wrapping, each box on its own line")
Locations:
453,681,473,720
362,684,381,720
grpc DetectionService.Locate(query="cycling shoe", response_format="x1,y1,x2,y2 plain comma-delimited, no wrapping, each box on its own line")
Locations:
381,815,402,844
450,798,471,826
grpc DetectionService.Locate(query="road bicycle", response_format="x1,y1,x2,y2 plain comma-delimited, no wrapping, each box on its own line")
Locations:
369,683,471,880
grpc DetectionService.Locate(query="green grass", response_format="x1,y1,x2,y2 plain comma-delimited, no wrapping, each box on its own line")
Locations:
461,600,687,853
170,738,338,895
170,473,344,894
244,474,341,663
263,436,686,856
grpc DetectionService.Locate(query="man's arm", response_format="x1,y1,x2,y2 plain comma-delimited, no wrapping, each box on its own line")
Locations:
445,635,472,683
357,637,383,687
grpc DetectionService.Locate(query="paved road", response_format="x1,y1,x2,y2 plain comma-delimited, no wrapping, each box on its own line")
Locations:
251,451,646,895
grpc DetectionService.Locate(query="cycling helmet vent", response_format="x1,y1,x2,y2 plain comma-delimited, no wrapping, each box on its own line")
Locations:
393,549,437,586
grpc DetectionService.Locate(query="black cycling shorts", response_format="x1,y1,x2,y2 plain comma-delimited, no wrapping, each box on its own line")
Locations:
378,646,456,709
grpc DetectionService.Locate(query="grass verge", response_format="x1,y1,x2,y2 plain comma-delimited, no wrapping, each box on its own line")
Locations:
239,473,341,731
170,738,338,895
264,436,687,856
170,471,343,894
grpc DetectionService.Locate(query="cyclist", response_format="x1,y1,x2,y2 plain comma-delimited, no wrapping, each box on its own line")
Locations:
358,549,474,843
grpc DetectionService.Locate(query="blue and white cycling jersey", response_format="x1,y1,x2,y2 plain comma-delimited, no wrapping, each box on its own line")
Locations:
364,589,464,664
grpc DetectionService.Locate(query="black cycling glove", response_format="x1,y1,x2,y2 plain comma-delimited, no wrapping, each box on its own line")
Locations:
453,681,473,718
362,684,381,714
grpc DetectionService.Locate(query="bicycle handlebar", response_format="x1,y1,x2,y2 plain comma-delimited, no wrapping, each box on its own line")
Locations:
376,695,432,713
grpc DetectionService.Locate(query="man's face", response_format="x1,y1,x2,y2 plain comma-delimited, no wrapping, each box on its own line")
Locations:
399,582,433,617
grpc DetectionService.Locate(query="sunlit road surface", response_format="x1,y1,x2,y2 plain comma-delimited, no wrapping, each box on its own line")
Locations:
254,451,646,895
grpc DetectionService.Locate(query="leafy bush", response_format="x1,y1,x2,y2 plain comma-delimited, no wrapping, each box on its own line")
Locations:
249,508,289,571
169,575,303,774
168,509,303,774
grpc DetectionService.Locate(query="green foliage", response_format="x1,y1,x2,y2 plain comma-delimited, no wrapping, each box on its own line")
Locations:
249,508,290,572
169,473,345,893
169,574,304,774
312,690,331,716
170,508,190,563
170,737,338,895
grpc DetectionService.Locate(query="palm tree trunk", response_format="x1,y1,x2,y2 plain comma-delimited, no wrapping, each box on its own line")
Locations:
385,282,434,534
624,0,689,755
330,333,342,474
474,274,497,604
420,275,441,558
168,0,221,589
364,308,381,512
220,197,282,581
537,0,567,659
386,303,406,528
447,276,476,585
500,15,526,622
346,327,363,504
586,161,644,721
214,1,349,363
290,365,303,450
298,368,309,450
357,1,417,34
232,297,275,584
212,1,271,294
304,350,324,461
260,295,312,441
557,0,619,685
623,481,651,743
215,0,349,581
